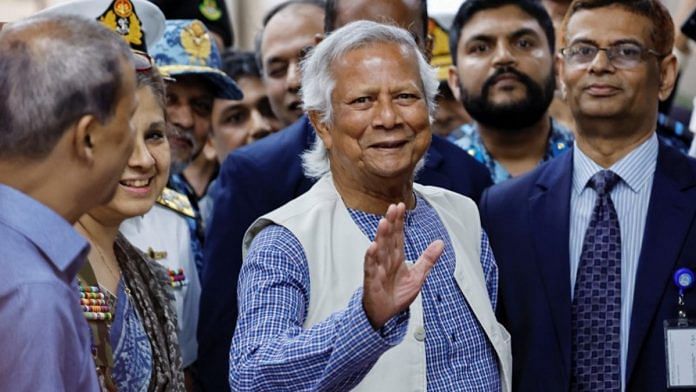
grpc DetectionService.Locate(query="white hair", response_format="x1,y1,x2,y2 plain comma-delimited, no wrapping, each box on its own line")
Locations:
300,20,438,180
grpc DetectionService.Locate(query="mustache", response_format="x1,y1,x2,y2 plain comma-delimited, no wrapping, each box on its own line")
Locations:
482,66,536,95
166,124,195,145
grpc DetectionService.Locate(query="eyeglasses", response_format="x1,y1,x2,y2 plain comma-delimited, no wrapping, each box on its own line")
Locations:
132,50,153,73
560,42,664,69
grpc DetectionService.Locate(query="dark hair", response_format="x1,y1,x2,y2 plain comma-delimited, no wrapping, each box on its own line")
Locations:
324,0,428,38
561,0,674,55
136,64,167,111
221,50,261,81
449,0,555,65
255,0,326,71
0,15,132,159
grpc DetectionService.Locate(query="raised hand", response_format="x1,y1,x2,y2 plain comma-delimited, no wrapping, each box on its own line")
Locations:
362,202,444,330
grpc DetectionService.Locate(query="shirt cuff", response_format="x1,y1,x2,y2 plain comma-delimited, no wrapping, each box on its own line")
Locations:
346,288,409,351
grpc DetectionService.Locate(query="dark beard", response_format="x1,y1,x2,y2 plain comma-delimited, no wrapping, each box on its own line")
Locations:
460,66,555,131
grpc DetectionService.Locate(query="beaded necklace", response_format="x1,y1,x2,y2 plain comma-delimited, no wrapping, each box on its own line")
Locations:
78,281,113,321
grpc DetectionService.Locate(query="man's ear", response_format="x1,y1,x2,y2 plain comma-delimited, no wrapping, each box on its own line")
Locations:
314,33,325,45
203,135,217,161
73,114,97,164
308,111,332,149
658,54,678,102
447,65,462,101
555,53,568,101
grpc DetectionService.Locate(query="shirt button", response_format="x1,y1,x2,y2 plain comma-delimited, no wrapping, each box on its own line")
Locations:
414,326,425,342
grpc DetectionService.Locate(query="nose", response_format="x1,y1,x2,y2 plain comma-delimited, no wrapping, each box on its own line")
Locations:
492,41,517,67
372,97,402,130
588,49,615,74
168,103,195,129
286,61,301,93
251,109,274,133
128,135,156,170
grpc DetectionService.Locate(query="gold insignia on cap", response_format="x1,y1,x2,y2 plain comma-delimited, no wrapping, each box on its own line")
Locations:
181,20,212,65
157,187,196,218
199,0,222,22
98,0,144,49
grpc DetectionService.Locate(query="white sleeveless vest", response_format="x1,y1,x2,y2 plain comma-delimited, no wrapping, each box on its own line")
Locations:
244,176,512,391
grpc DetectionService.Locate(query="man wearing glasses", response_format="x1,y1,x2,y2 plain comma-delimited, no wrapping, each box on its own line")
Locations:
480,1,696,391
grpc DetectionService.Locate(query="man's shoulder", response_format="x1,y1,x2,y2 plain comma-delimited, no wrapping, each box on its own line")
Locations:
429,133,487,170
0,224,69,292
485,151,571,206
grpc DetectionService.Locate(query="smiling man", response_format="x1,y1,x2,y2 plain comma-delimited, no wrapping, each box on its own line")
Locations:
230,20,510,391
480,1,696,391
448,0,573,184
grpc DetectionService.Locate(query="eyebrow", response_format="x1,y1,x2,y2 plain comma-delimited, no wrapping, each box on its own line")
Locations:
466,27,541,43
148,121,167,131
569,37,644,47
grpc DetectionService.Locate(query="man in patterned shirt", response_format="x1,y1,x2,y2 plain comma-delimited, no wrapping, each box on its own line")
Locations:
229,21,511,391
447,0,573,184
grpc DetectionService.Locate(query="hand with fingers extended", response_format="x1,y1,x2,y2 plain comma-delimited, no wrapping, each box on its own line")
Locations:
362,202,445,330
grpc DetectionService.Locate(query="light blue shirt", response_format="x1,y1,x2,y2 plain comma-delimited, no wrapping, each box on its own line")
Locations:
569,133,658,390
0,183,99,391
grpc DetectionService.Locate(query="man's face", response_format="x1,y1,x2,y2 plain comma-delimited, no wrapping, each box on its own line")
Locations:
559,5,668,124
91,58,138,205
334,0,426,50
314,42,431,186
210,75,282,162
165,76,213,172
449,5,555,131
261,4,324,126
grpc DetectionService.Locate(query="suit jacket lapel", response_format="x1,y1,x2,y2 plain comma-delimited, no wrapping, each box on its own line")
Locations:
626,145,696,381
529,150,574,379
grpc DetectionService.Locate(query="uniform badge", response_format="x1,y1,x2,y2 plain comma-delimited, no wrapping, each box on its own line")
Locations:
98,0,146,51
157,187,196,218
199,0,222,22
180,20,212,65
147,247,168,261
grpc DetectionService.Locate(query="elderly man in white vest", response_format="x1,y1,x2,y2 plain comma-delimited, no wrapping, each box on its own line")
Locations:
229,20,512,391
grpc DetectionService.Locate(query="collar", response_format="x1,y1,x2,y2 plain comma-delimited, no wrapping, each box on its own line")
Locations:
572,132,658,195
0,184,89,279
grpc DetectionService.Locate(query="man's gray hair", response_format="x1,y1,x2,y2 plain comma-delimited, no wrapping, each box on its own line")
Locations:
0,15,133,159
300,20,438,179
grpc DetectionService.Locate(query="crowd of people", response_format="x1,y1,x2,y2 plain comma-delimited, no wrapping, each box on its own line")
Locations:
1,0,696,391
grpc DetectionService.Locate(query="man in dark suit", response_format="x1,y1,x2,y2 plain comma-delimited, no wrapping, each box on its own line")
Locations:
196,1,492,390
480,1,696,391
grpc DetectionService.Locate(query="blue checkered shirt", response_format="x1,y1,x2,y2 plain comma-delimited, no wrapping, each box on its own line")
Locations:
230,195,501,391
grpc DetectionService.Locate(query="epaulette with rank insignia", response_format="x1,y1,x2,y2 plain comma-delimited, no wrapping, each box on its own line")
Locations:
157,187,195,218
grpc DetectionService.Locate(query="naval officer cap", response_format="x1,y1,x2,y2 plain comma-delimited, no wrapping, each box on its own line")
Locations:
37,0,166,53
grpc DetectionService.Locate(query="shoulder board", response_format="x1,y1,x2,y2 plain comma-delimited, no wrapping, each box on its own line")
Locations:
157,187,195,218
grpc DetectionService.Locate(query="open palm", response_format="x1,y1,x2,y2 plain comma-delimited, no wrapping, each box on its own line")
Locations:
362,203,444,329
